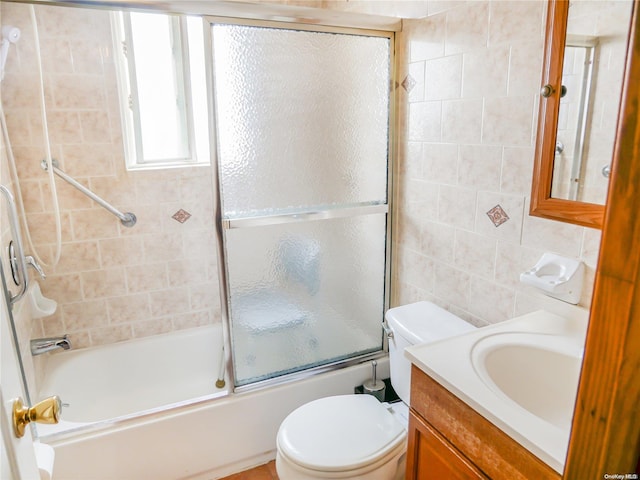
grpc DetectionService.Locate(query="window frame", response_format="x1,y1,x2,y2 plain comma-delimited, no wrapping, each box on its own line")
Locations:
112,11,206,170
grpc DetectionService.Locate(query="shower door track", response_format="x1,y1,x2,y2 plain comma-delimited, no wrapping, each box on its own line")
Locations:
19,2,401,33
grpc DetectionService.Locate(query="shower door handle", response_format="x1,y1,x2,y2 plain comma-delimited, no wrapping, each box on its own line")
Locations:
223,203,389,229
0,184,30,304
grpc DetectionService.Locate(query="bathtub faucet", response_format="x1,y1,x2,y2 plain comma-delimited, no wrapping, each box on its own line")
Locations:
30,335,72,356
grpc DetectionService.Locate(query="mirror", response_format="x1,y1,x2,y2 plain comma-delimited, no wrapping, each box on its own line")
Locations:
531,0,633,229
553,37,597,202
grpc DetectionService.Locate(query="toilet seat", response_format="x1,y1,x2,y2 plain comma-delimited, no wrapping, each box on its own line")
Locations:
277,395,406,473
276,437,406,479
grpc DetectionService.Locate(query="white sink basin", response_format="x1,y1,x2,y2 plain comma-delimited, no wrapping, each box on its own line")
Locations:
404,309,588,473
471,332,583,431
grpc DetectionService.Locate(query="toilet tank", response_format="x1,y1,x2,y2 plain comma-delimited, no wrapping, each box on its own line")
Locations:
386,301,476,404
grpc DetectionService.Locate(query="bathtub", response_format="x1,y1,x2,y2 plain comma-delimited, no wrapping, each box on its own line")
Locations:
37,324,228,431
36,324,389,479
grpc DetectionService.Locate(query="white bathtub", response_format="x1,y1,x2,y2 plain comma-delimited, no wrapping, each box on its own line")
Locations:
36,324,389,479
37,325,228,430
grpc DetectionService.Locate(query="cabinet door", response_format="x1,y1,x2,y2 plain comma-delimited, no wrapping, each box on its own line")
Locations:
406,410,488,480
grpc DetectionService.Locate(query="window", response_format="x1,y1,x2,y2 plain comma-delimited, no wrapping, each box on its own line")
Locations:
112,12,209,169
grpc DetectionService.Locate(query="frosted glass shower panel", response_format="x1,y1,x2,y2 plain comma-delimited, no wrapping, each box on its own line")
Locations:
212,24,390,216
226,214,387,386
211,20,392,387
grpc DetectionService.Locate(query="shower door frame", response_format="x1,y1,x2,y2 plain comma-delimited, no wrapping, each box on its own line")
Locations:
204,15,397,393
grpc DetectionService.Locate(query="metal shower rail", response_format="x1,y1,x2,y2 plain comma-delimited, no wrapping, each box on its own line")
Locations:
41,159,137,227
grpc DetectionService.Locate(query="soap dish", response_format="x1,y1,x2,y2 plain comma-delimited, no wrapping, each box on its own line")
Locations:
520,253,584,304
28,281,57,318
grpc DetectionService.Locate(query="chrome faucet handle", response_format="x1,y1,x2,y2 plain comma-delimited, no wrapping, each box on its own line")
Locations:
382,322,394,338
25,255,46,279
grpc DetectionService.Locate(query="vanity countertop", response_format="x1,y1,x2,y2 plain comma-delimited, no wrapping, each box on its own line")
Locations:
405,309,588,473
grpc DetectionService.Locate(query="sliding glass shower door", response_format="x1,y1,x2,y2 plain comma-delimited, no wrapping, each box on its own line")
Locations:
209,20,392,387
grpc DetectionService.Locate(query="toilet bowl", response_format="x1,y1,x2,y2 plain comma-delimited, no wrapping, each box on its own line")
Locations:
275,301,476,480
276,395,407,480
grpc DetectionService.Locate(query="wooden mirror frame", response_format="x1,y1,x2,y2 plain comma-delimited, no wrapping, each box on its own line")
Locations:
530,0,605,229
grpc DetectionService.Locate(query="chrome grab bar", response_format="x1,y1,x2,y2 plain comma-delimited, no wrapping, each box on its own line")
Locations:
0,184,30,304
41,159,136,228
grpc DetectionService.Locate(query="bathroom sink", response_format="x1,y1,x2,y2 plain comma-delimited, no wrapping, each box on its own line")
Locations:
471,333,583,430
404,309,589,473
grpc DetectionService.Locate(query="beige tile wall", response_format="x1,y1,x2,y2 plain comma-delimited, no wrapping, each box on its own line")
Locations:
1,3,221,350
393,0,603,326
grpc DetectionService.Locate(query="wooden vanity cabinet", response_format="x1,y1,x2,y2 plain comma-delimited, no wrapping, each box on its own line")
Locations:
407,408,488,479
406,365,561,480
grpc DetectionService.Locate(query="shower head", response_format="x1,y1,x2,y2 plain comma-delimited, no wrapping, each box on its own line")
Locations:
1,25,21,81
2,26,21,43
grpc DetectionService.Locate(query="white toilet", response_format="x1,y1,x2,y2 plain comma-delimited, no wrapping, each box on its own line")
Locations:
275,301,476,479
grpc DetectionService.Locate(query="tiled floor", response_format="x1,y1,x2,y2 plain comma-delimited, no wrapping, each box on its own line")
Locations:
219,460,279,479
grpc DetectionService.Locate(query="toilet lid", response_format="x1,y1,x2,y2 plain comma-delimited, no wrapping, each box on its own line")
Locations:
277,395,406,472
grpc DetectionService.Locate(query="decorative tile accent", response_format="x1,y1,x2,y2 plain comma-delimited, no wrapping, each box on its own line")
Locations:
172,209,192,224
486,205,509,227
401,74,417,93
